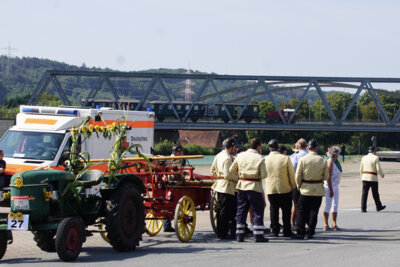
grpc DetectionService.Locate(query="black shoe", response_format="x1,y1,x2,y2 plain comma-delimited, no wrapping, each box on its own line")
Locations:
245,227,253,236
255,236,269,243
237,235,245,242
306,234,314,240
164,226,175,232
292,234,305,240
217,235,235,240
283,232,293,238
377,205,386,212
264,228,271,234
361,210,367,213
270,232,279,237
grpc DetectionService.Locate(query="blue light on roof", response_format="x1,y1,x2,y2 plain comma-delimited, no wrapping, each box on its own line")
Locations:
22,108,39,113
57,109,79,116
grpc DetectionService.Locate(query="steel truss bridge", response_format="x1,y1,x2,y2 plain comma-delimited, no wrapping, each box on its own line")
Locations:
28,70,400,132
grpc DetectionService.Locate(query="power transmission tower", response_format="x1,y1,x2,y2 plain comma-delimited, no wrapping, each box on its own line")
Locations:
183,63,195,101
1,42,17,77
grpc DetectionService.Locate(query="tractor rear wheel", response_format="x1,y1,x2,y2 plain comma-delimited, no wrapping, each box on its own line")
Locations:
0,231,7,260
105,183,145,252
55,217,85,262
33,230,56,252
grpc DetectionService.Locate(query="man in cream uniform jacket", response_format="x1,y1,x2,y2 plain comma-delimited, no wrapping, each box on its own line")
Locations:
230,138,268,243
260,139,296,237
210,138,238,239
294,139,329,239
360,146,386,212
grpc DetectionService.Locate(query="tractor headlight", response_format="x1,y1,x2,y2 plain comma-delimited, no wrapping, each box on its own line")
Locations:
51,190,60,201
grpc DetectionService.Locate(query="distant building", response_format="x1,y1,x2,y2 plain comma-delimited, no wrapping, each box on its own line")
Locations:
178,130,220,148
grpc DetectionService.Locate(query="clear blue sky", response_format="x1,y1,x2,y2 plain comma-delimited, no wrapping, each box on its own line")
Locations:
2,0,400,78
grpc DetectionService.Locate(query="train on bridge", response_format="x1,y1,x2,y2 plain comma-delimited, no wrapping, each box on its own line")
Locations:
84,99,296,124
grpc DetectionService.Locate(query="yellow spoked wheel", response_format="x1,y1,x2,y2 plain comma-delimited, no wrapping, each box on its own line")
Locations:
145,212,164,236
174,196,196,242
98,222,110,243
209,190,218,234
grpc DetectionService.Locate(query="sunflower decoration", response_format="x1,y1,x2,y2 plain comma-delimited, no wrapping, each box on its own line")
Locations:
8,212,15,219
16,212,23,221
69,116,94,175
14,177,23,188
43,191,52,202
106,116,151,184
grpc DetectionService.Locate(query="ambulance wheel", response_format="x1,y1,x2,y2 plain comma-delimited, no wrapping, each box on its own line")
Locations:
33,230,56,252
106,183,145,252
174,196,196,242
55,217,85,262
0,231,7,260
209,190,218,234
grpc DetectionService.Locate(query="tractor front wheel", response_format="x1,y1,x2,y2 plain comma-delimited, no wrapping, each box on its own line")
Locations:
105,183,145,251
0,231,7,260
55,217,85,262
33,230,56,252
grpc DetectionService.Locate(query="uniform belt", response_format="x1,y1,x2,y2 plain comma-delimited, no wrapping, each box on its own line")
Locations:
301,179,323,184
239,177,260,181
215,177,224,180
363,171,377,175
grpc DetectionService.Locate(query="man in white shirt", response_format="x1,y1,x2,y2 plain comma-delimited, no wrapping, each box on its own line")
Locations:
360,146,385,212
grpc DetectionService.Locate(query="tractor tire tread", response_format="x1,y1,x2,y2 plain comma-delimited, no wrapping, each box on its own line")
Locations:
105,183,145,252
33,230,56,252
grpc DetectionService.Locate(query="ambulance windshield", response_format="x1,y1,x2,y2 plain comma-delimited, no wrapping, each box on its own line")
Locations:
0,131,65,161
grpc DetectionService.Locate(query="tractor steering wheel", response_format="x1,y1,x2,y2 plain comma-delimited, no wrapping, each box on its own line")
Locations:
63,152,88,172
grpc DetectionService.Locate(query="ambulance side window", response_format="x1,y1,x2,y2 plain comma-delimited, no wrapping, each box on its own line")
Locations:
58,137,74,166
63,137,73,153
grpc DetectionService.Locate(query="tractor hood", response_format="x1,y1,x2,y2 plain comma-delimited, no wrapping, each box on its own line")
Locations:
11,169,75,186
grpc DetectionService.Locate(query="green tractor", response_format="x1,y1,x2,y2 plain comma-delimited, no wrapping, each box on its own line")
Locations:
0,168,146,261
0,116,148,261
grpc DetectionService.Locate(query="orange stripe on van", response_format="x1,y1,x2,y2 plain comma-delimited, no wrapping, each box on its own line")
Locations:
5,164,63,176
25,118,58,125
89,120,154,128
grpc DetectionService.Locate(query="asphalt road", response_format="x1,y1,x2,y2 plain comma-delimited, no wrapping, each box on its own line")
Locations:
2,201,400,267
1,158,400,266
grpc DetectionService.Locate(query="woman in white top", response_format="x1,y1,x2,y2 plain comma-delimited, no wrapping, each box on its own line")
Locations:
323,146,342,231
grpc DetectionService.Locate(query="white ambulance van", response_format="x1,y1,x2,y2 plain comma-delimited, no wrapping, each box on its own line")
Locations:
0,105,155,177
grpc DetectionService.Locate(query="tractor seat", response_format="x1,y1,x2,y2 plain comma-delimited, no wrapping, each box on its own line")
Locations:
76,170,104,188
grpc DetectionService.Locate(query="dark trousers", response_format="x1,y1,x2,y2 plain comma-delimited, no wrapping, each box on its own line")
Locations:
268,192,292,235
292,188,300,206
361,181,383,211
217,192,237,238
236,190,265,237
296,194,322,236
